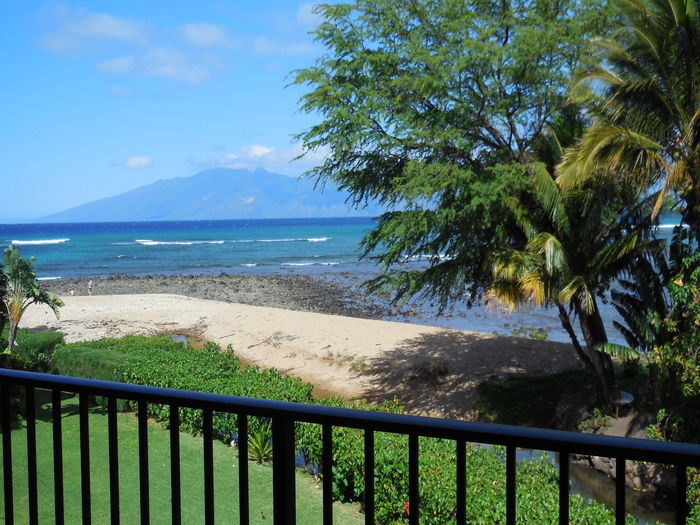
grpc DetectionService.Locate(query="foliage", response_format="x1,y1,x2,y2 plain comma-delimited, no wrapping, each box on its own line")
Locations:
54,336,315,436
488,109,659,399
644,254,700,443
294,0,616,310
53,335,644,521
247,419,273,464
558,0,700,244
12,329,64,372
0,246,63,351
1,326,64,371
578,408,611,434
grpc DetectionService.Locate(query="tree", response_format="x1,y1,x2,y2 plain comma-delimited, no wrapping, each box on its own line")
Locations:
558,0,700,244
294,0,616,309
488,151,659,400
1,246,63,352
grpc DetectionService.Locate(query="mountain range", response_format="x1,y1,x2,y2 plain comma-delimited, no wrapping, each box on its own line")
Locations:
41,168,381,222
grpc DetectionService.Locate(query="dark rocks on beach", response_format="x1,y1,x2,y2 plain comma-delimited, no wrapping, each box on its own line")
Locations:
42,273,389,319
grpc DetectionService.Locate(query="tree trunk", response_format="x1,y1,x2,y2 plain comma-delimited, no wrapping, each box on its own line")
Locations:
576,300,619,403
7,322,18,351
555,300,595,373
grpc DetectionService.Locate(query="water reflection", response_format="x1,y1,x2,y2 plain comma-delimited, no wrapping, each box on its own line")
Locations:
518,449,675,524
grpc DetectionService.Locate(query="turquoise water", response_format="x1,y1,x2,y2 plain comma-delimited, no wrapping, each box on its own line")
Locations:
0,218,376,279
0,216,683,345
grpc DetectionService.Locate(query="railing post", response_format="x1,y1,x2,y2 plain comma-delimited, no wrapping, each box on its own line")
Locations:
615,457,625,525
506,445,516,525
272,415,296,524
1,382,14,525
364,429,375,525
677,464,687,525
26,386,38,525
559,448,569,525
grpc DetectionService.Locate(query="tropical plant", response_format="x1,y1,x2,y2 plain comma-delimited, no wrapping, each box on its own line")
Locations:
1,246,63,352
489,110,660,400
248,419,273,464
489,164,658,400
646,253,700,442
558,0,700,244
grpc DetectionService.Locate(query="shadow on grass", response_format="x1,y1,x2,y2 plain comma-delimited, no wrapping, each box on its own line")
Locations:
474,368,595,429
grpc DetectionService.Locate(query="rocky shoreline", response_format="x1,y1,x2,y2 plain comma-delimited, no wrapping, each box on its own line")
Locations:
41,273,389,319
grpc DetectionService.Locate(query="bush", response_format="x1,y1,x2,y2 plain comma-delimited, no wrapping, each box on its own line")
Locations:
54,336,314,438
54,335,647,523
1,328,63,372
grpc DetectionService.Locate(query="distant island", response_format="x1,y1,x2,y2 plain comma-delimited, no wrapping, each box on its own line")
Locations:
40,168,382,222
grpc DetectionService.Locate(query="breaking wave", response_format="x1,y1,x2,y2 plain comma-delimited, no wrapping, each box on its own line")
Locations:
135,239,225,246
12,238,70,245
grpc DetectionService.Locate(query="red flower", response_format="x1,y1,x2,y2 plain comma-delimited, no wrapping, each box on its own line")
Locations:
403,501,410,515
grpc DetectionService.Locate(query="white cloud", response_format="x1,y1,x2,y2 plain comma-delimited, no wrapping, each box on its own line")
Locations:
40,8,230,86
238,144,275,159
219,143,329,175
252,36,313,56
96,55,135,74
296,3,321,28
180,23,238,49
142,47,212,84
124,156,152,169
41,10,149,54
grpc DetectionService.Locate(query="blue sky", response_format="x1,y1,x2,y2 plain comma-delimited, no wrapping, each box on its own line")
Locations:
1,1,327,219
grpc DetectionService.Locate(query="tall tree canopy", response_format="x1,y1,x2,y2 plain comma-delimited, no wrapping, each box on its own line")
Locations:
294,0,616,308
559,0,700,243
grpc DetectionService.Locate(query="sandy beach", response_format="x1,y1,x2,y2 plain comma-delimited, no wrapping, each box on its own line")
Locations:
27,276,582,420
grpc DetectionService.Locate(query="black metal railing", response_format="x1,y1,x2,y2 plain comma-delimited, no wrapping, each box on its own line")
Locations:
1,368,700,524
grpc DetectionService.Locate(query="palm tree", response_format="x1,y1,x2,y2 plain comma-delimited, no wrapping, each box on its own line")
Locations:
490,159,659,401
1,246,63,352
558,0,700,244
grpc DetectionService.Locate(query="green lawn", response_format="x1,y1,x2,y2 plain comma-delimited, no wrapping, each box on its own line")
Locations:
0,392,362,524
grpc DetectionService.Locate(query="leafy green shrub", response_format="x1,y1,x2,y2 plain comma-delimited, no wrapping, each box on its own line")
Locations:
1,328,63,372
54,335,314,438
53,345,130,382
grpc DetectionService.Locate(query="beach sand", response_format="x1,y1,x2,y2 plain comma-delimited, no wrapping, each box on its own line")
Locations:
24,290,581,420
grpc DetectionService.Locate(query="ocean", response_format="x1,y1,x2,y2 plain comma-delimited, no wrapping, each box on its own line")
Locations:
0,217,378,279
0,216,682,345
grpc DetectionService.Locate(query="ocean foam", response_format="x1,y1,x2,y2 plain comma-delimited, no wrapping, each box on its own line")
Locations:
258,238,299,242
241,263,258,267
37,276,61,281
135,239,225,246
307,237,330,242
12,238,70,245
279,261,339,266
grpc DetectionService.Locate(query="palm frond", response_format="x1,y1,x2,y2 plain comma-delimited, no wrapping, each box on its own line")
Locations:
594,342,640,361
528,163,570,236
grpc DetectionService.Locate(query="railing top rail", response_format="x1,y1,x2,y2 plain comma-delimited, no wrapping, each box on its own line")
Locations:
2,368,700,466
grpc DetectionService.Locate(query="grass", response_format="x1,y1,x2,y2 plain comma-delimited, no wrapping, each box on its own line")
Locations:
475,364,655,430
0,392,362,524
475,368,592,428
